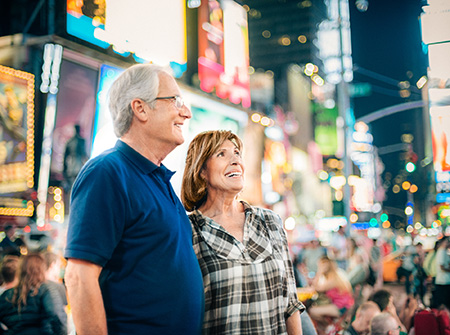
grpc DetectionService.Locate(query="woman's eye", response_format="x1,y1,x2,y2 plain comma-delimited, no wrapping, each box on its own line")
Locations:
217,152,224,157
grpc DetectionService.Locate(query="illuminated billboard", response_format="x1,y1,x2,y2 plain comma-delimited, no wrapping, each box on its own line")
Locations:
50,59,98,186
91,64,124,158
198,0,251,108
66,0,187,77
0,65,35,217
313,103,338,156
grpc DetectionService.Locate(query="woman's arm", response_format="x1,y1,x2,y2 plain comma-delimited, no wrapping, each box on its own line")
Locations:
286,310,303,335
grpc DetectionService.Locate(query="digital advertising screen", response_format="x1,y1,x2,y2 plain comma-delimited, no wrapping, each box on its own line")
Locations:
50,59,98,185
0,65,35,217
91,64,124,158
198,0,251,108
66,0,187,77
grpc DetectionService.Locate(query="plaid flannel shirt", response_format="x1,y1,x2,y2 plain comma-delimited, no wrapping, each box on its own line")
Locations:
190,201,305,335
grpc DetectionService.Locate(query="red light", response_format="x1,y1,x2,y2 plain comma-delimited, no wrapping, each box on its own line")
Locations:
24,225,31,233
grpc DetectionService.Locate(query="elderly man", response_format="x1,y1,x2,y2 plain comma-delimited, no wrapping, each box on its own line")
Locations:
64,64,204,335
342,301,380,335
370,312,401,335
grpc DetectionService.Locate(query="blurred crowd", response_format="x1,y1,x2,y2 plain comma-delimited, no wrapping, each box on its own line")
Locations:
294,227,450,335
1,221,450,335
0,225,68,335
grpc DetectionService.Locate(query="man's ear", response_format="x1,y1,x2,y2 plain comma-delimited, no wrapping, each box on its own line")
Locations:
130,99,148,121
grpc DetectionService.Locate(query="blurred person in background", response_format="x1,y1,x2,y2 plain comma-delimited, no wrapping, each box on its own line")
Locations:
43,252,67,332
0,225,20,257
368,289,408,333
308,256,354,332
433,236,450,310
369,312,401,335
302,239,326,280
424,238,442,306
64,64,203,335
182,130,304,334
0,255,19,295
329,226,349,270
396,244,417,295
347,238,369,290
341,301,380,335
0,253,66,335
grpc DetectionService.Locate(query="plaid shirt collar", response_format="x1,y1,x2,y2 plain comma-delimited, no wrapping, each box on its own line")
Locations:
190,201,273,263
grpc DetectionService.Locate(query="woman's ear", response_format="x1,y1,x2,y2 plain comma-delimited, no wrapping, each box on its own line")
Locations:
200,168,206,180
130,98,148,121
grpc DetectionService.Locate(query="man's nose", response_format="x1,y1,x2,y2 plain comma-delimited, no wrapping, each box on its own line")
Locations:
180,105,192,119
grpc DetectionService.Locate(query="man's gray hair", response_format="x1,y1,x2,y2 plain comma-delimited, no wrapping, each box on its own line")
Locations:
370,312,398,335
108,64,168,137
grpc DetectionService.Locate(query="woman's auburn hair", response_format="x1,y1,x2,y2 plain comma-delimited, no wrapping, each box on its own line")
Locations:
10,253,46,310
181,130,243,212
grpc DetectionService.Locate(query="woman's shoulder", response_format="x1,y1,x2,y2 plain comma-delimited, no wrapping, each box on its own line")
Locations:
243,202,281,223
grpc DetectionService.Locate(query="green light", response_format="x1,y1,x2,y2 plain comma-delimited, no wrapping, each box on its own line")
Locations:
369,218,378,227
380,213,388,222
405,162,416,173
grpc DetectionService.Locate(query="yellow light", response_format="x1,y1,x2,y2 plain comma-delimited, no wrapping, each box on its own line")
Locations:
248,66,255,75
330,175,346,190
265,70,274,79
54,202,62,210
311,74,324,86
393,185,401,193
335,189,343,201
262,30,271,38
414,222,422,230
350,213,358,223
382,221,391,228
406,225,414,233
416,76,427,89
278,36,291,46
298,35,307,43
260,117,271,126
402,181,411,190
410,184,418,193
399,89,411,98
54,194,62,202
251,113,261,123
318,170,329,181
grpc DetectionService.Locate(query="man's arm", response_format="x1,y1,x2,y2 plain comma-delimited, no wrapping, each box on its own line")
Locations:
64,258,107,335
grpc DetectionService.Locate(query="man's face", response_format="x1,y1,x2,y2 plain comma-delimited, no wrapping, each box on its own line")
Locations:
145,72,192,149
6,227,15,238
360,308,380,334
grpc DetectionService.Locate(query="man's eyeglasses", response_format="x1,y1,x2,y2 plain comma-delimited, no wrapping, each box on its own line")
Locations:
153,96,185,109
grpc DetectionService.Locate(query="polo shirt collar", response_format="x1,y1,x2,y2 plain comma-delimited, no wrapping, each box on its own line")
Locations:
115,140,175,181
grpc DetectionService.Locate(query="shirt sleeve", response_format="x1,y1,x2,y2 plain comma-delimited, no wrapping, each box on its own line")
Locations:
64,160,128,266
264,210,305,317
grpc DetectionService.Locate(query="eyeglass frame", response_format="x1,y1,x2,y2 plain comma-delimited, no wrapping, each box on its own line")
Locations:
152,96,185,109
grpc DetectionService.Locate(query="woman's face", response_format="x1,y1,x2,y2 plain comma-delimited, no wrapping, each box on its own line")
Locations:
202,139,245,196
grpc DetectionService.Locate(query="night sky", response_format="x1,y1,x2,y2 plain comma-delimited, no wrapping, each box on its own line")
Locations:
349,0,429,219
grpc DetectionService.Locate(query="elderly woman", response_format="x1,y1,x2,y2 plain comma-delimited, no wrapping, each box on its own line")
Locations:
181,130,304,335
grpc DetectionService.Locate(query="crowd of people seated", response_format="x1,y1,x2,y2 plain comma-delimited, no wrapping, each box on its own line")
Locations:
295,232,450,335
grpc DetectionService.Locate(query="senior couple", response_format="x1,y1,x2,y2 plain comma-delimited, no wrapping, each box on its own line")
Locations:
64,64,305,335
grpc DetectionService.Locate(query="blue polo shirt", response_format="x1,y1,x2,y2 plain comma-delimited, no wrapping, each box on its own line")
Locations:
65,140,204,335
